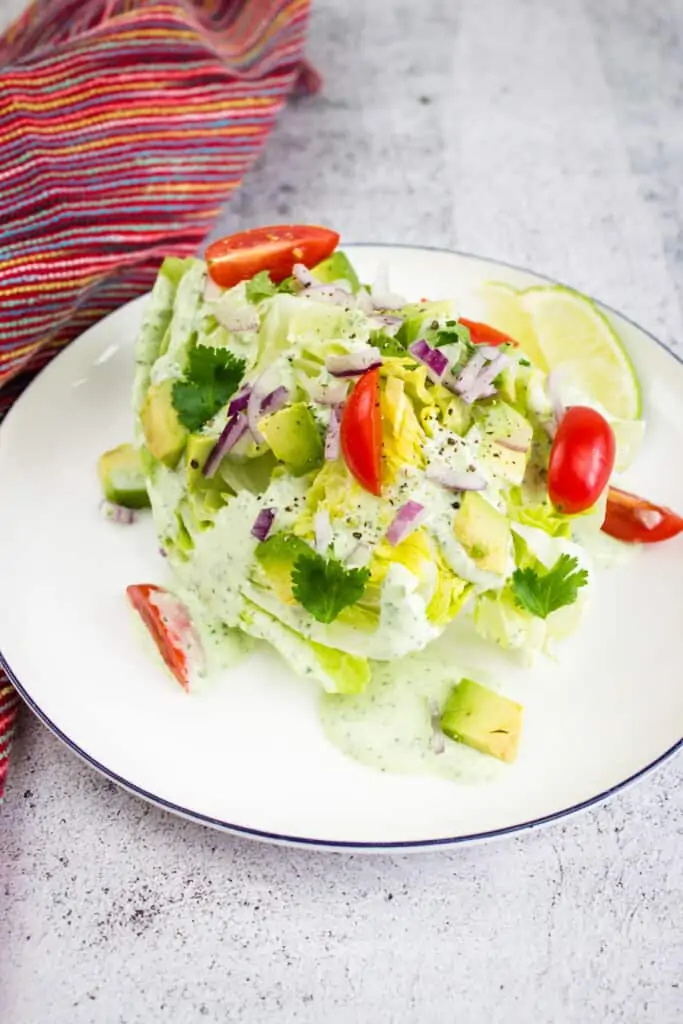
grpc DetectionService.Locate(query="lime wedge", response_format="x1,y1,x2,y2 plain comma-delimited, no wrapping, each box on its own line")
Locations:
476,281,549,371
520,285,641,420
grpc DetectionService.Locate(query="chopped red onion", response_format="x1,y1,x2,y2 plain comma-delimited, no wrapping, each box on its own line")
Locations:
101,501,137,525
332,278,354,294
635,508,663,530
228,386,251,416
386,500,425,546
325,404,343,459
260,385,289,415
203,412,249,478
453,349,487,396
247,369,279,444
326,349,382,377
251,507,276,541
408,338,450,381
426,465,487,491
314,509,333,553
293,262,316,287
371,264,406,310
453,351,510,404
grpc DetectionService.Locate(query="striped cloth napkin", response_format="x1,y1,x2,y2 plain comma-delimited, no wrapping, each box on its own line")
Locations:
0,0,318,801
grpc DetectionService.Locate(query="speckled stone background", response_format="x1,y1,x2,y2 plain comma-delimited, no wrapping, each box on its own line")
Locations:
1,1,682,1022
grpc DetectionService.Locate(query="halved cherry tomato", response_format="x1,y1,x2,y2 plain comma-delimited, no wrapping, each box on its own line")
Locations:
602,487,683,544
340,367,382,496
206,224,339,288
458,318,519,347
548,406,615,514
127,584,203,690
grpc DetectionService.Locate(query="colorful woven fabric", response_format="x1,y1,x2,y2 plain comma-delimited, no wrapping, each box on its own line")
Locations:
0,0,316,800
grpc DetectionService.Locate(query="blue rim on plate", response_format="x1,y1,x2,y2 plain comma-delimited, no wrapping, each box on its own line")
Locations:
1,245,681,851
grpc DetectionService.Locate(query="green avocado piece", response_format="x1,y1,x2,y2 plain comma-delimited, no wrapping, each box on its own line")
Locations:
185,433,218,489
140,380,188,468
97,443,150,509
475,400,533,486
260,403,323,477
255,533,311,603
311,251,361,292
440,678,523,763
453,491,510,575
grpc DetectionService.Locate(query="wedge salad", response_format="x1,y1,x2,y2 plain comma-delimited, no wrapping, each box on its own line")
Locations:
99,225,683,769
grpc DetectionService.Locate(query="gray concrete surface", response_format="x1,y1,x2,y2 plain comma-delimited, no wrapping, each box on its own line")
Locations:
1,0,682,1022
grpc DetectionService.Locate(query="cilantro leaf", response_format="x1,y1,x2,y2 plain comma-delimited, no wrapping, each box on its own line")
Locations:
172,346,246,432
510,554,588,619
291,551,370,623
245,270,296,304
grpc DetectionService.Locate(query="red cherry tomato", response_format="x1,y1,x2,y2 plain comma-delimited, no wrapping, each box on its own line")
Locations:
458,318,518,347
127,584,203,690
602,487,683,544
548,406,616,514
340,367,382,496
206,224,339,288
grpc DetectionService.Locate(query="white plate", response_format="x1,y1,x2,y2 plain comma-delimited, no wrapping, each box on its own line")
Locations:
1,246,681,851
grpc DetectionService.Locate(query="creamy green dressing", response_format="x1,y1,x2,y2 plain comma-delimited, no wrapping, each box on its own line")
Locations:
319,645,501,784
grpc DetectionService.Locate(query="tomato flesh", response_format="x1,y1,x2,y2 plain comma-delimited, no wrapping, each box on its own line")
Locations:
459,317,518,347
603,487,683,544
206,224,339,288
548,406,615,514
340,367,382,496
127,584,202,690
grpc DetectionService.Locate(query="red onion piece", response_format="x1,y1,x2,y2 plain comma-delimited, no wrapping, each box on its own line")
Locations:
426,465,487,491
326,349,382,377
386,500,425,546
370,313,404,337
314,509,333,553
228,386,251,416
453,349,487,396
408,338,450,381
325,404,343,459
496,437,530,454
203,412,249,478
293,263,316,287
101,501,136,525
247,369,280,444
251,507,276,541
260,385,289,415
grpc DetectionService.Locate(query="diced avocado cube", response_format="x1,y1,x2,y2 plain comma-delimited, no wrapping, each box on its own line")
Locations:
140,380,188,468
260,403,323,477
311,251,360,292
185,433,218,489
97,443,150,509
255,533,311,603
453,491,510,575
440,678,523,763
475,401,533,486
